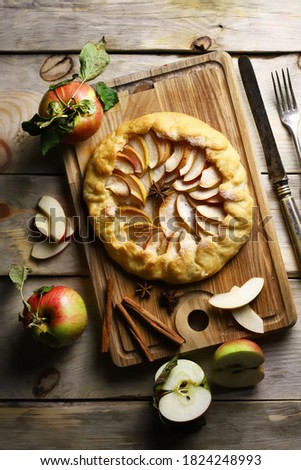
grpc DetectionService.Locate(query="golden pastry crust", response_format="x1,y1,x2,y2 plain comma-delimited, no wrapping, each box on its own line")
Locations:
83,112,253,284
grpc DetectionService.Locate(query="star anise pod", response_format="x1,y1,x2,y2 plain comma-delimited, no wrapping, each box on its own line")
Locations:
135,281,153,299
148,180,170,202
160,289,180,314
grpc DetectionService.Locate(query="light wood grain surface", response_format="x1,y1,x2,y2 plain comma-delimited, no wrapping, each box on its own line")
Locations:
0,0,301,451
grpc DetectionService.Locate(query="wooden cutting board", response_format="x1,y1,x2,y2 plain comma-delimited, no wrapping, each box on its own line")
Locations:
64,51,297,367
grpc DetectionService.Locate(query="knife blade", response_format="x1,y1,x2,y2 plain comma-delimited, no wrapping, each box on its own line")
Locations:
238,55,301,269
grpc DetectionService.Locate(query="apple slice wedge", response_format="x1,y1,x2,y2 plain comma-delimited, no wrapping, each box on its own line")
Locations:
118,206,154,233
144,230,168,255
189,187,219,201
176,193,196,233
196,217,220,237
142,131,160,169
37,195,66,242
35,212,50,237
157,139,173,164
209,277,265,310
31,239,70,259
211,339,265,388
115,153,135,174
199,165,222,188
179,145,196,176
196,204,226,223
165,230,183,256
165,143,185,173
183,148,206,182
122,144,145,175
230,287,264,334
150,163,166,183
159,192,182,237
172,178,200,192
105,174,131,198
124,173,148,204
128,136,149,171
154,358,212,423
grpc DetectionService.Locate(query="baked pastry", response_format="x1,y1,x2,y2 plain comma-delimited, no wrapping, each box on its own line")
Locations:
83,112,253,284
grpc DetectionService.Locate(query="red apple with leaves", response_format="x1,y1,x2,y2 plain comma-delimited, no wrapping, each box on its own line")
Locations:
38,81,104,144
9,265,88,348
22,37,118,155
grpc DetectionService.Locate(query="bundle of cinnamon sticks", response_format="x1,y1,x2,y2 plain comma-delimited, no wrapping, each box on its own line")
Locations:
101,277,184,361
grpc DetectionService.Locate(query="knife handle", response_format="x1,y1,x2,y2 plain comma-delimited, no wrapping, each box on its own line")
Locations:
276,182,301,270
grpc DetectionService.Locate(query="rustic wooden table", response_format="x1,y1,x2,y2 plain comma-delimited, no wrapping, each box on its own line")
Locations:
0,0,300,450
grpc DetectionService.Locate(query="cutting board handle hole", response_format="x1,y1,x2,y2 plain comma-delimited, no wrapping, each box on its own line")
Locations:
188,309,209,332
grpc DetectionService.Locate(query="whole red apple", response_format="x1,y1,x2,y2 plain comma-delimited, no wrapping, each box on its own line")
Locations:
21,285,88,348
38,81,103,144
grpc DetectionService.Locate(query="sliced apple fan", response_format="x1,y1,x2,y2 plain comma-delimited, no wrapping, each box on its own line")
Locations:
83,112,253,283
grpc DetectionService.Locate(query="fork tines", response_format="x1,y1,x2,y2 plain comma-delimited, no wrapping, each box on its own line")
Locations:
271,68,297,113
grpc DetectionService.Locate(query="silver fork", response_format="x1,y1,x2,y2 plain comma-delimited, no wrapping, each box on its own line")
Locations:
271,68,301,168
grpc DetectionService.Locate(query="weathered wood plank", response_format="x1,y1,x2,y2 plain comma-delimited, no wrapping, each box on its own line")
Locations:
0,400,300,450
1,1,301,53
0,276,300,400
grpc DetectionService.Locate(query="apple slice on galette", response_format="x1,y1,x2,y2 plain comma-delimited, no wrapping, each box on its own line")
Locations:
83,112,253,284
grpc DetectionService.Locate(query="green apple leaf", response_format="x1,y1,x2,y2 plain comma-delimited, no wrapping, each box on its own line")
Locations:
8,264,31,290
79,37,110,82
74,99,97,115
8,264,32,313
33,285,54,296
95,82,119,111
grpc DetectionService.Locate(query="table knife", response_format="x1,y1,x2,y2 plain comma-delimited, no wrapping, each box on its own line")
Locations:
238,55,301,269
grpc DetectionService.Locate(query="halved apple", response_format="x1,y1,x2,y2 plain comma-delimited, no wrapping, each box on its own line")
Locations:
199,165,222,188
230,287,264,334
176,194,196,233
105,174,131,198
183,148,206,182
196,204,226,223
211,339,265,388
209,277,265,310
154,357,212,423
37,195,66,242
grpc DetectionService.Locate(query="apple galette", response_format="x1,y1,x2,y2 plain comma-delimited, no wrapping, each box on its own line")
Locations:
83,112,253,284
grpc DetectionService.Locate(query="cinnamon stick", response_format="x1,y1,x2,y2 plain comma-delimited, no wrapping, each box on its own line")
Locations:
122,297,185,345
101,277,115,353
116,303,154,362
